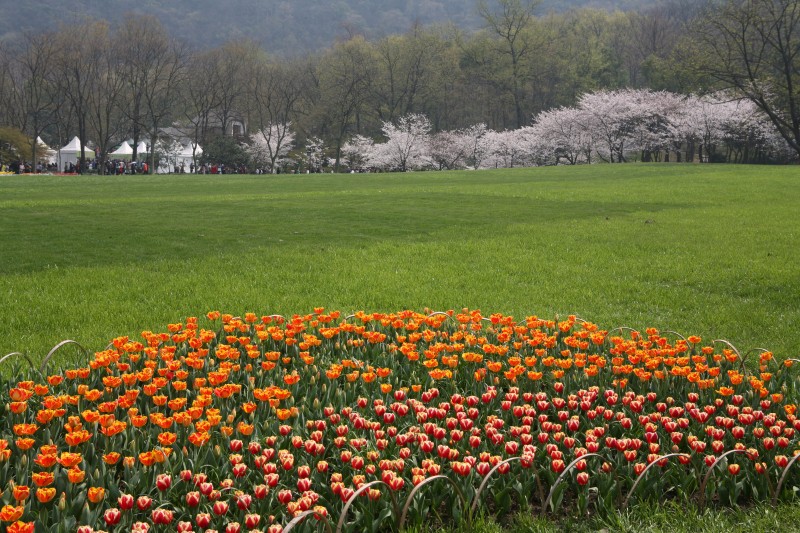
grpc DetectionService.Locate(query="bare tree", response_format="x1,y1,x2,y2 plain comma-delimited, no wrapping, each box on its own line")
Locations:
179,50,224,169
0,43,16,129
310,36,377,170
207,40,261,138
52,20,109,172
117,15,187,170
248,58,305,173
697,0,800,156
478,0,540,128
371,25,441,123
87,31,127,175
15,32,63,169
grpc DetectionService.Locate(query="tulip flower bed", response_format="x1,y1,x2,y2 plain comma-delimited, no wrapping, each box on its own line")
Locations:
1,308,800,533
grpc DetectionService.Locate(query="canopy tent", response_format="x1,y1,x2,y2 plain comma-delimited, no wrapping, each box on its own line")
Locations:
157,142,202,173
135,141,149,155
58,136,92,170
36,137,57,164
110,141,134,159
180,143,202,159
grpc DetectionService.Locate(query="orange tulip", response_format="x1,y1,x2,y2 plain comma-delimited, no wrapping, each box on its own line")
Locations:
103,452,121,464
12,424,37,436
81,410,100,423
31,472,55,487
7,521,35,533
12,486,30,502
158,432,177,446
64,429,92,446
36,487,56,503
188,432,210,447
15,439,35,451
87,487,105,504
33,453,58,468
58,452,82,468
0,505,24,522
9,388,33,402
138,451,156,466
67,467,85,483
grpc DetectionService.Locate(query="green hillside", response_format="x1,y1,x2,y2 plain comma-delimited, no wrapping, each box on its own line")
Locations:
4,0,658,54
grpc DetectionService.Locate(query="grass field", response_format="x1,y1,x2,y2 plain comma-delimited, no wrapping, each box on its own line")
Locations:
1,164,799,363
2,163,800,531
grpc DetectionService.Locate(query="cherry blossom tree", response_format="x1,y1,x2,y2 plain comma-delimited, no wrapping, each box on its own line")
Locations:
247,122,295,173
668,93,790,163
304,136,325,172
531,106,594,164
577,89,641,163
428,124,492,170
689,94,729,163
712,95,790,163
340,89,789,171
482,129,529,168
661,93,702,162
341,134,373,171
576,89,684,163
461,123,492,169
517,126,558,166
629,90,684,162
369,113,432,171
429,129,469,170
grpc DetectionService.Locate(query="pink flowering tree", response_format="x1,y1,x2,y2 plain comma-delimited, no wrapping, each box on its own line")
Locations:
429,123,493,170
482,129,529,168
429,129,470,170
341,134,374,171
247,122,295,173
369,113,433,171
531,107,595,165
577,89,639,163
304,136,325,172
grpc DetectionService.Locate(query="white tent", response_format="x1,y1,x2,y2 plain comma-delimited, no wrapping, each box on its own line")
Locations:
110,141,134,159
58,136,92,170
135,141,149,155
180,143,202,159
36,137,57,164
157,143,202,173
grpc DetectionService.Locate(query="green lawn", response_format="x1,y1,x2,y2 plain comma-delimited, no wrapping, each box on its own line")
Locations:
1,164,798,363
429,500,800,532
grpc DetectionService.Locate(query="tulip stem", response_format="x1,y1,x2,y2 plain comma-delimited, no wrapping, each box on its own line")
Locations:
697,448,751,510
542,453,604,516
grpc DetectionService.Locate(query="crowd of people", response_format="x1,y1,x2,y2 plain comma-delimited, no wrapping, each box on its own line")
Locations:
102,160,149,175
3,156,254,176
1,161,60,173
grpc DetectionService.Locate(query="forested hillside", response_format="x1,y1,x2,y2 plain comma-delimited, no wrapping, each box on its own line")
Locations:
6,0,655,54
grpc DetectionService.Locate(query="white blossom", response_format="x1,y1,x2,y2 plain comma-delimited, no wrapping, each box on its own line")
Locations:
368,113,433,171
248,122,295,173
